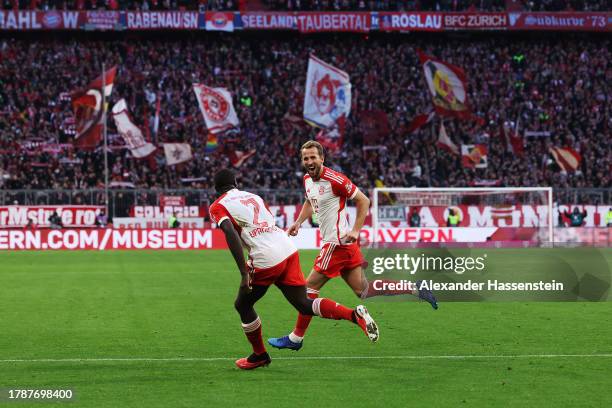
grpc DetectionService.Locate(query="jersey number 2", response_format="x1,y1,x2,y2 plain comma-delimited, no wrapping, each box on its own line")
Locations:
240,198,269,227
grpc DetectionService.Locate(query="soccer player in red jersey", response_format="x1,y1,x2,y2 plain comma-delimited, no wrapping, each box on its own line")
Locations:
209,169,379,370
269,141,437,351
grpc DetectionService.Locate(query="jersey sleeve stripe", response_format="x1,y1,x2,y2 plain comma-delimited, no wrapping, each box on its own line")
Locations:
216,216,230,225
349,187,359,200
325,173,345,183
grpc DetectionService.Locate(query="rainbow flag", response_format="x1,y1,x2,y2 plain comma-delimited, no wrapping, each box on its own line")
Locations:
206,133,218,152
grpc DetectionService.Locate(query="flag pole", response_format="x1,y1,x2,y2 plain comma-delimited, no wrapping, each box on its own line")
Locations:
102,63,109,216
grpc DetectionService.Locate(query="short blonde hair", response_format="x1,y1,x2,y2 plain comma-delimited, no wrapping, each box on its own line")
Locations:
301,140,324,158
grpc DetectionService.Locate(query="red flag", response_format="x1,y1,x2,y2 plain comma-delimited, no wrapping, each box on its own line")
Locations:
462,144,488,168
315,116,345,154
437,123,459,155
71,66,117,150
407,111,435,134
418,50,476,121
500,118,524,157
550,147,581,172
229,149,256,168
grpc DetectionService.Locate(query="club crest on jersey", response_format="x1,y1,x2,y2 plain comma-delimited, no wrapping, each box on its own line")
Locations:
200,87,230,122
319,186,326,195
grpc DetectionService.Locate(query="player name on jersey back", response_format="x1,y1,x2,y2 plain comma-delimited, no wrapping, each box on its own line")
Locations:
210,189,296,269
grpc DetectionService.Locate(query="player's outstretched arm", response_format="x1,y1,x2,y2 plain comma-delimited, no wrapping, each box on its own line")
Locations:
344,191,370,244
288,200,313,236
219,220,251,292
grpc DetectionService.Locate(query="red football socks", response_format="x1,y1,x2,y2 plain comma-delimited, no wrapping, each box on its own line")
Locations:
292,289,319,338
313,298,354,322
241,317,266,355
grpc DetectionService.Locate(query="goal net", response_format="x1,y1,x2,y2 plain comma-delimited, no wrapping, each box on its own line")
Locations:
371,187,553,247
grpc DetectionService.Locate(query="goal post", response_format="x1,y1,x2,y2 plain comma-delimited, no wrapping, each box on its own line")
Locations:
371,187,554,247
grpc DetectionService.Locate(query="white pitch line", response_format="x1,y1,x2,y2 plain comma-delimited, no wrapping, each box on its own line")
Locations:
1,354,612,363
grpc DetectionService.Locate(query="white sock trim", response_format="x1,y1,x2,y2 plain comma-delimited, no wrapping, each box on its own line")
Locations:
312,298,323,317
241,316,261,333
289,332,304,343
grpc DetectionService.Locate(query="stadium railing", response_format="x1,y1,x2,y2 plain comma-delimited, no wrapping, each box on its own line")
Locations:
0,188,307,217
0,188,610,219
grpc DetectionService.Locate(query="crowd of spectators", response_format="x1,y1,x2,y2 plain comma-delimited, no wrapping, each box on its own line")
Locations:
1,0,608,11
0,32,609,204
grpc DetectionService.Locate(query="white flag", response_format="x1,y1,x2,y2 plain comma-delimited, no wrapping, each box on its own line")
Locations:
111,99,157,159
193,84,239,134
163,143,192,166
303,55,351,129
436,122,459,155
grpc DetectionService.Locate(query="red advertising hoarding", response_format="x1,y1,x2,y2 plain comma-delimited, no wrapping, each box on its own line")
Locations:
0,206,104,228
507,12,609,31
296,12,371,33
378,12,443,32
443,12,508,30
240,12,296,30
0,228,227,250
124,11,198,30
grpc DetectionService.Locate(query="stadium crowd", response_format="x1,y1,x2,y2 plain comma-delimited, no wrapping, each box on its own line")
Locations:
0,33,609,203
1,0,608,11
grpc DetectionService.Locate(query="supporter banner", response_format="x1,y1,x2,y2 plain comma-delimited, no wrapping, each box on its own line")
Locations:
123,11,199,30
193,84,240,134
113,217,205,229
0,229,227,250
111,99,157,159
131,205,207,218
205,11,235,32
507,12,610,31
296,12,371,33
240,12,297,30
1,11,609,32
0,10,81,30
83,11,121,30
160,196,185,206
444,12,507,29
303,55,351,129
71,66,117,151
377,12,443,32
419,50,474,120
0,206,104,228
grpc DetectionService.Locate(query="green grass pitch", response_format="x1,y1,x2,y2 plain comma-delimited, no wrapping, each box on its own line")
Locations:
1,249,612,407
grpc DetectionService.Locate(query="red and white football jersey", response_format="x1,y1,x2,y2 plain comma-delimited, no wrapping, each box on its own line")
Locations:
304,166,358,245
209,189,297,269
